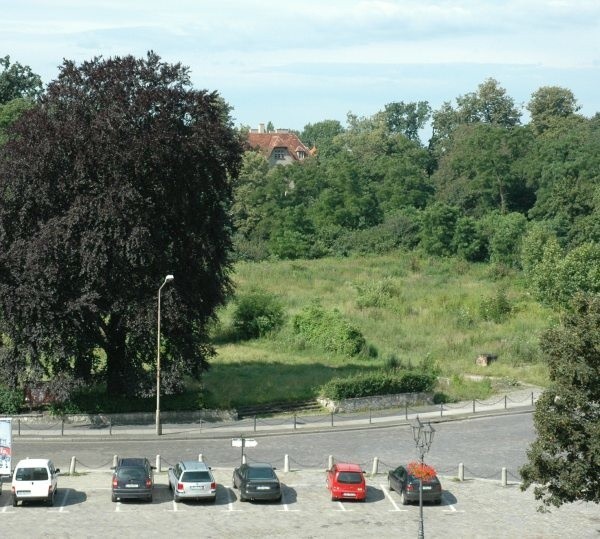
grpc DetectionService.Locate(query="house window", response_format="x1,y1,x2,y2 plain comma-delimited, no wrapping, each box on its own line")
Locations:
273,148,286,160
296,150,306,159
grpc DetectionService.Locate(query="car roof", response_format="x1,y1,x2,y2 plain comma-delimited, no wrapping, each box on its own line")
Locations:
246,462,273,469
180,461,210,471
334,463,362,472
14,458,52,468
118,457,148,466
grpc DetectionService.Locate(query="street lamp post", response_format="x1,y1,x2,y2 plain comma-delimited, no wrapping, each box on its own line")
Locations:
411,416,435,539
156,274,174,436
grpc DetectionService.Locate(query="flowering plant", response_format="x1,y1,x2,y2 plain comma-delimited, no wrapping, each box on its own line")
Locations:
407,461,437,481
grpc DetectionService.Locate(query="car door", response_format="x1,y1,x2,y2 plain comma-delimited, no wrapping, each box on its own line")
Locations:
398,468,408,494
326,466,336,491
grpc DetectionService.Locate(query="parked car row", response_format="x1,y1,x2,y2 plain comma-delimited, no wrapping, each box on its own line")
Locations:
3,457,442,507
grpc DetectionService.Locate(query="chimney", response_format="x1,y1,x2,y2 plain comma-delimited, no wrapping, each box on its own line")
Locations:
258,123,266,133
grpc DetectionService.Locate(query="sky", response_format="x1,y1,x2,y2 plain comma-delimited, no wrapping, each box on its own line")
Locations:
2,1,599,133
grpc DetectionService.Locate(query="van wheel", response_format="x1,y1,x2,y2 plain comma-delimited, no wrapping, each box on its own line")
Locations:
47,492,54,507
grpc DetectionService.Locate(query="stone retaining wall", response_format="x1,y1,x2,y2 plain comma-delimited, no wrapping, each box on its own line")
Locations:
317,391,433,413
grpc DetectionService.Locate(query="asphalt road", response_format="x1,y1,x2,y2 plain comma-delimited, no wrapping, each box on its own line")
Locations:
11,413,535,480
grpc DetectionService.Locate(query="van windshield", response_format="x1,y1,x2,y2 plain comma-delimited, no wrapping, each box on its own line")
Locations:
16,467,48,481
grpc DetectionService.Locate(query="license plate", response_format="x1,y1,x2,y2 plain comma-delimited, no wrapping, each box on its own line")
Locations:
423,486,432,490
190,485,205,490
343,493,356,497
256,486,270,490
17,490,31,495
125,484,139,488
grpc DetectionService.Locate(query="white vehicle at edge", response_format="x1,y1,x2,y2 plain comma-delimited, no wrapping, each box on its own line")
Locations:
11,458,60,507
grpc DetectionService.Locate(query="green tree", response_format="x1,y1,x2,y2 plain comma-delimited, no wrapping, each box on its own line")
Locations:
0,55,43,104
0,52,242,395
520,294,600,508
527,86,580,134
301,119,345,159
420,202,459,257
382,101,431,144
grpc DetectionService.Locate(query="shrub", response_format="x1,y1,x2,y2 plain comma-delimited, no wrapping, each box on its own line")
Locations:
319,370,436,400
0,385,23,414
479,288,512,322
355,278,400,309
292,304,367,356
232,291,286,339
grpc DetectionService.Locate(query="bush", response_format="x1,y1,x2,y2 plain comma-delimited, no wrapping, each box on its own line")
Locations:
232,290,286,339
0,385,23,414
319,370,436,400
479,288,512,322
292,304,367,356
355,278,400,309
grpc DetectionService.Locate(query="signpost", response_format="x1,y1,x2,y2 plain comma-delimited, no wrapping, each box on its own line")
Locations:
0,418,12,476
231,435,257,465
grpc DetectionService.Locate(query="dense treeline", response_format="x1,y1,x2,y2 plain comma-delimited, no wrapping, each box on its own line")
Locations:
233,79,600,281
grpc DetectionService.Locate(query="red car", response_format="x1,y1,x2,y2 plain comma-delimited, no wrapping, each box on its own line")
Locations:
326,463,367,501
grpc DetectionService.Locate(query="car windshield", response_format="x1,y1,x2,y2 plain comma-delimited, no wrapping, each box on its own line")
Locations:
247,467,275,480
337,471,363,484
117,467,146,481
182,471,211,482
16,467,48,481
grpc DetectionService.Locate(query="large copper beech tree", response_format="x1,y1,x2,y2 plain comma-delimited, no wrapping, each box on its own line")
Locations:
0,52,242,396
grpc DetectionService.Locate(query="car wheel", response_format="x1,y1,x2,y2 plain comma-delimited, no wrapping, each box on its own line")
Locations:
388,478,394,491
147,494,153,503
47,490,54,507
174,494,180,503
12,495,18,507
111,493,117,502
400,490,408,506
434,498,442,505
232,475,237,489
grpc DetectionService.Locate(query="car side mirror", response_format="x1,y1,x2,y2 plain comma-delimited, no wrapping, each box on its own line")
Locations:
110,466,116,470
55,469,61,474
151,466,156,470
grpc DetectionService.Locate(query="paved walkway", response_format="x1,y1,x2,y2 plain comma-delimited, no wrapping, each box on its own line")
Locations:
8,386,543,440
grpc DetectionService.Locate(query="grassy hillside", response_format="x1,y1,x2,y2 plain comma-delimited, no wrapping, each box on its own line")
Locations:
203,251,554,409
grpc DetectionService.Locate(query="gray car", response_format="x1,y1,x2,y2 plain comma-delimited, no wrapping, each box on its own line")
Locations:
168,461,216,502
232,462,281,502
111,457,154,503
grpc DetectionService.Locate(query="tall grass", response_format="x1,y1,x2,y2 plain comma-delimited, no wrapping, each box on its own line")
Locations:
206,251,554,407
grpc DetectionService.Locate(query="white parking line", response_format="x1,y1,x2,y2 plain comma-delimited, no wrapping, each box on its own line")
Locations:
380,484,408,512
442,493,465,514
225,489,242,512
59,489,70,512
335,501,351,512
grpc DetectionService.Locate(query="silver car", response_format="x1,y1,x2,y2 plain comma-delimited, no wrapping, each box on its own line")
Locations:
168,461,216,502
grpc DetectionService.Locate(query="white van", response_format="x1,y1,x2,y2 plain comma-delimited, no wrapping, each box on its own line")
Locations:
11,458,60,507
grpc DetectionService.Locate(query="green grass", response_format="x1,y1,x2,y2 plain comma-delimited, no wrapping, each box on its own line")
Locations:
204,251,555,408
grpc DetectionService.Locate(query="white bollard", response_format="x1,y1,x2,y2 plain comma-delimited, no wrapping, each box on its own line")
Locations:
458,462,464,481
284,454,290,473
328,455,334,470
198,453,204,462
242,454,247,464
156,455,161,473
112,455,118,468
501,467,507,487
69,456,76,475
371,457,379,476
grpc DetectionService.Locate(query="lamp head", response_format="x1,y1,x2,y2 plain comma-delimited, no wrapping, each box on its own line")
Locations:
165,274,174,282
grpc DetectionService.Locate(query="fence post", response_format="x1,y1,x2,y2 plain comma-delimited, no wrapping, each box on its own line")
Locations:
330,412,334,427
242,454,247,464
440,403,443,417
109,418,112,436
61,419,65,436
200,418,203,430
472,400,475,414
198,453,204,462
18,418,21,436
504,395,507,410
156,455,161,473
371,457,379,476
293,413,297,430
69,456,76,475
405,402,408,420
458,462,464,481
284,454,290,473
531,392,534,406
501,467,507,487
328,455,334,470
253,415,257,432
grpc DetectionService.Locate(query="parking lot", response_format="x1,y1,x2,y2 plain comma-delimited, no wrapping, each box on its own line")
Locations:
1,469,598,538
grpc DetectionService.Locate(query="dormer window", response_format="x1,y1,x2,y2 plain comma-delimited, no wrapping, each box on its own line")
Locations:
273,148,286,160
296,150,306,159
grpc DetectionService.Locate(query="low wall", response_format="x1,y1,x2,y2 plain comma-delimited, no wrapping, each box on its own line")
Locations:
12,408,237,425
318,391,433,413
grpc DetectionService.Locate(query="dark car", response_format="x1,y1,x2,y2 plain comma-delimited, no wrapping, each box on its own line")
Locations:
232,462,281,502
111,457,155,502
387,465,442,505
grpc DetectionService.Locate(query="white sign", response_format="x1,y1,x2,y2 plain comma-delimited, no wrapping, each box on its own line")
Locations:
0,418,12,475
231,438,258,448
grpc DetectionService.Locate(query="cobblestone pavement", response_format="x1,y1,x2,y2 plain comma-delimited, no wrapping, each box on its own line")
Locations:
1,468,597,538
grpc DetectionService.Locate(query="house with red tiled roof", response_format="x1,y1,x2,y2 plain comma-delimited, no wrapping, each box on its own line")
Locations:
247,124,316,166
